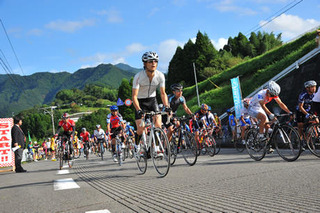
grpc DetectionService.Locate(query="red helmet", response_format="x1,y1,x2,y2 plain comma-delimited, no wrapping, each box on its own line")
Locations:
62,113,70,119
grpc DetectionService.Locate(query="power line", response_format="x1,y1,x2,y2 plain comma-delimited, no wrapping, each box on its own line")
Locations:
245,0,303,37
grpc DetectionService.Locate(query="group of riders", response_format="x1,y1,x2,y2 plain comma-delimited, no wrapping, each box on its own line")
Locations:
53,51,320,163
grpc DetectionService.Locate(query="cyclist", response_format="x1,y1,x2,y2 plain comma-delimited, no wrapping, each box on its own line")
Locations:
213,113,222,138
55,113,75,158
125,121,135,143
227,109,237,142
73,131,80,157
106,105,125,162
132,51,169,156
80,128,91,159
93,124,107,156
248,81,292,145
296,80,319,139
240,99,252,144
163,83,193,142
206,106,218,131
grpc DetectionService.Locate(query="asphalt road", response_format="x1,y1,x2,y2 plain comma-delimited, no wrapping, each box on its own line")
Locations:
1,148,320,213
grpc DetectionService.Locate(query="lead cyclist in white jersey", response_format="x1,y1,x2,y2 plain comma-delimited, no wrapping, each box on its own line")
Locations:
132,51,170,146
248,81,292,141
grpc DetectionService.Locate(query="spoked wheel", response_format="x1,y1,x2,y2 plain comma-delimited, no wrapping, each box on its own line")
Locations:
135,145,147,174
181,131,197,166
122,146,126,162
204,136,216,157
128,143,134,159
306,124,320,158
169,140,177,166
67,149,74,168
73,149,80,159
100,143,104,161
245,128,267,161
234,139,245,152
59,150,63,170
214,139,221,155
84,148,89,160
152,128,170,178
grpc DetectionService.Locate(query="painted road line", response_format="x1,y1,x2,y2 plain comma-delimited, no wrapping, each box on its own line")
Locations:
62,165,69,168
57,170,69,175
54,178,80,191
86,210,111,213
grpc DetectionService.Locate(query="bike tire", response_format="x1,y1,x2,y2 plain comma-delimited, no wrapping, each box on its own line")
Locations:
122,147,126,162
169,140,177,166
181,131,197,166
152,127,170,178
136,145,147,174
234,138,245,153
205,136,216,157
245,128,267,161
214,139,221,155
274,125,301,162
59,149,63,170
306,123,320,158
67,146,73,168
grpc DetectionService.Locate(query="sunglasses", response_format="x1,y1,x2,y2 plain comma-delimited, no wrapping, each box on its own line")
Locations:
111,110,118,112
147,60,158,63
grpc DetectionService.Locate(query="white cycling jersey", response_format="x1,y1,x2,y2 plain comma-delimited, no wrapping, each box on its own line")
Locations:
132,70,165,99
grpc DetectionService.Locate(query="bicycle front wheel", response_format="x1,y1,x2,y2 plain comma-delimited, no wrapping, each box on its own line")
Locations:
205,136,216,157
59,149,63,170
135,145,147,174
234,138,245,152
181,131,197,166
274,125,302,162
306,123,320,158
245,128,267,161
169,140,177,166
152,128,170,178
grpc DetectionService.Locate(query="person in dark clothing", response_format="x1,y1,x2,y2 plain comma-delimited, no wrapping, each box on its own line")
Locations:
11,116,27,173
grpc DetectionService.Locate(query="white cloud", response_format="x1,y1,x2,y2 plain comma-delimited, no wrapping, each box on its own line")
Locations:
158,39,184,71
97,9,123,23
148,8,160,17
211,38,228,50
260,14,320,40
208,0,257,16
125,43,147,54
27,28,43,36
45,19,95,33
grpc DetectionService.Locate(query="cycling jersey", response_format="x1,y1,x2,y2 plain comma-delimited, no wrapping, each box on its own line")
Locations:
195,110,209,128
132,70,165,99
58,119,75,133
296,90,314,112
125,125,134,136
228,114,236,127
106,113,123,129
94,129,106,140
80,131,90,142
168,94,185,113
249,89,278,109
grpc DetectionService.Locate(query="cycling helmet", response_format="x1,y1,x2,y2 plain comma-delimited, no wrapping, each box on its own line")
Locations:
127,122,130,126
142,51,159,62
158,104,164,109
81,128,86,132
226,109,231,113
243,98,250,107
170,83,183,91
304,80,317,88
110,105,118,111
201,104,208,111
96,124,101,129
62,113,69,119
123,120,127,124
208,106,212,111
75,131,78,135
267,81,281,96
214,113,217,116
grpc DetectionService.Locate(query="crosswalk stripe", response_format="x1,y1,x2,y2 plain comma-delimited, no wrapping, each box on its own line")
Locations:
57,170,69,174
85,210,111,213
54,178,80,191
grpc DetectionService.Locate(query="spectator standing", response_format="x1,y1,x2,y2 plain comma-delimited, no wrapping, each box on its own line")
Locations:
11,116,27,173
42,140,48,160
46,138,51,160
227,109,237,142
33,141,39,160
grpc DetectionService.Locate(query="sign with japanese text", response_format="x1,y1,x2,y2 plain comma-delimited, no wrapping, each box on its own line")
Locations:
0,118,14,168
230,77,243,119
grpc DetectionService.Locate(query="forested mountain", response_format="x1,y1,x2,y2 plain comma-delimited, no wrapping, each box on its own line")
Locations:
0,63,140,117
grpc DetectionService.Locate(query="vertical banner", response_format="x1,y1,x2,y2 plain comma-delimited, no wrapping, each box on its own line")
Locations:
230,77,243,119
0,118,14,168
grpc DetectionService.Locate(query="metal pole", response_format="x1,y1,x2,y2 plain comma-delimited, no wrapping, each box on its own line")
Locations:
193,62,200,106
51,107,55,135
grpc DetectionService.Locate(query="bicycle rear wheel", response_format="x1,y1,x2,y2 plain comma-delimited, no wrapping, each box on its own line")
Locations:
135,145,147,174
152,128,170,178
274,125,302,162
181,131,197,166
100,143,104,161
169,140,177,166
67,146,74,168
306,123,320,158
234,138,245,152
59,149,63,170
245,128,267,161
205,136,216,157
214,139,221,155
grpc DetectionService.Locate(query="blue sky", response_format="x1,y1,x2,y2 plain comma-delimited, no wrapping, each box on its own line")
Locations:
0,0,319,76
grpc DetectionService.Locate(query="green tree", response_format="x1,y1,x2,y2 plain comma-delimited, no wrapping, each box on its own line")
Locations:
117,78,135,124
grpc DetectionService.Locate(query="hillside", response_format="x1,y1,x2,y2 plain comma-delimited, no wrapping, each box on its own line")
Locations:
0,63,140,117
179,31,319,115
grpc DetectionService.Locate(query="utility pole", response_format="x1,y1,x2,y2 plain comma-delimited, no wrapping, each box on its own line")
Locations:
41,106,57,135
193,62,200,107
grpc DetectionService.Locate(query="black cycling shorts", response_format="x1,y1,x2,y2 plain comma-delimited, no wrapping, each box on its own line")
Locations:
313,102,320,116
111,126,122,139
296,110,307,123
135,97,159,120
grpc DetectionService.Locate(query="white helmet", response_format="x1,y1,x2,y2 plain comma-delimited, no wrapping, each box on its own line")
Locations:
142,51,159,62
267,81,281,96
304,80,317,88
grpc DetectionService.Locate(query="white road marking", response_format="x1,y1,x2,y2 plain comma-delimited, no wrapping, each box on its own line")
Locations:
85,210,111,213
62,165,69,168
54,178,80,191
57,170,69,174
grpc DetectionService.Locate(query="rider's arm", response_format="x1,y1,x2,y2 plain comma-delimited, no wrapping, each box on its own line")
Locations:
259,100,272,116
298,102,308,116
182,103,193,115
132,88,141,111
275,98,291,114
160,86,169,108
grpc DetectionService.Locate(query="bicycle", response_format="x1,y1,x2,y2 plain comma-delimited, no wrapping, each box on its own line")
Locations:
82,140,90,160
58,136,74,169
209,126,221,155
304,116,320,158
169,115,197,166
135,111,171,178
245,114,302,162
196,128,216,157
96,139,105,160
115,134,123,166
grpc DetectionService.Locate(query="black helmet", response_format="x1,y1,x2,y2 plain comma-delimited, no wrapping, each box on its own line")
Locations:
170,83,183,91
